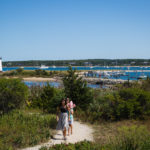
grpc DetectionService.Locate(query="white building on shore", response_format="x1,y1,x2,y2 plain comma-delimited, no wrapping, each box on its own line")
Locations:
0,57,3,72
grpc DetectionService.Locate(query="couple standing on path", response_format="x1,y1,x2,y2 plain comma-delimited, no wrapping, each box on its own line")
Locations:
56,98,76,140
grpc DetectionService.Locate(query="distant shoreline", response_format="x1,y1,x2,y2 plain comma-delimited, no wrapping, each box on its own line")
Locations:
3,65,150,68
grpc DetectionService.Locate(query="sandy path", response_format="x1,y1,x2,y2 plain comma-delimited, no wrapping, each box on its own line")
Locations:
21,121,93,150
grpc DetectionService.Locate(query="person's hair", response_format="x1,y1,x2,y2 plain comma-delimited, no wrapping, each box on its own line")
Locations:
66,98,70,103
59,99,66,107
63,99,66,104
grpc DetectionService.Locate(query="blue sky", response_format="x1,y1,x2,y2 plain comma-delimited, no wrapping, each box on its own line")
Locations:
0,0,150,61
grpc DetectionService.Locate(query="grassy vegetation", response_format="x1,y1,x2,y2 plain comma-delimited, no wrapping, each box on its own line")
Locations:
0,68,68,78
75,79,150,122
1,67,150,150
0,109,57,150
93,119,150,144
40,122,150,150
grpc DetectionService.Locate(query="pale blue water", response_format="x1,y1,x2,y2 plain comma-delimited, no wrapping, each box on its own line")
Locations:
24,81,103,89
24,81,60,87
3,66,150,81
3,66,150,72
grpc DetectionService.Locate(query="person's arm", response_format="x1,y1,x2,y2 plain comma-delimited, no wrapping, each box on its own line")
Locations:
56,107,60,121
71,109,74,115
68,111,70,121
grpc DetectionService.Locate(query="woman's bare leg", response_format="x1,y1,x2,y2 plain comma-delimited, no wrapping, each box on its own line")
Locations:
63,127,67,139
70,124,73,134
68,126,70,136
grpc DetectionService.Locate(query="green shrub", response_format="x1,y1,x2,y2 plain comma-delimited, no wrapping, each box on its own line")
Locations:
76,86,150,122
63,66,93,110
0,110,57,149
29,84,65,113
28,85,43,108
0,78,28,114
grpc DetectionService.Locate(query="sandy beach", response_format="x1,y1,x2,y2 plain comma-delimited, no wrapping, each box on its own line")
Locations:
23,77,61,82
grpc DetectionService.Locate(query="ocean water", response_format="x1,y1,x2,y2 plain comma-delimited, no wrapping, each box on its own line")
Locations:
24,81,103,89
3,66,150,72
3,66,150,81
24,81,60,87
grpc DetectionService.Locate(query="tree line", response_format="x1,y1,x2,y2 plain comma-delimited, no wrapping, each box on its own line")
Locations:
3,59,150,67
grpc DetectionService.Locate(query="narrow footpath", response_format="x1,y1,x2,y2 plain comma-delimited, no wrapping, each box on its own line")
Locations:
21,121,94,150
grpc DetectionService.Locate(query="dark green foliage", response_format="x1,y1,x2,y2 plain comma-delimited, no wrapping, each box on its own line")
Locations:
0,110,57,150
40,83,56,113
0,78,28,114
29,84,65,113
28,85,43,108
76,82,150,122
35,69,49,76
63,66,93,110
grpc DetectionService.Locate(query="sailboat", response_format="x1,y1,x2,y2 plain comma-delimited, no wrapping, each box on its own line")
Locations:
39,65,49,69
52,65,56,68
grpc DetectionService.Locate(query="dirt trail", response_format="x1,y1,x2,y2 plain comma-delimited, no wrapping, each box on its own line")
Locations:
21,121,94,150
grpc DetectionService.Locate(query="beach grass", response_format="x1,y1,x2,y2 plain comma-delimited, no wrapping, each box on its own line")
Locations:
0,109,57,150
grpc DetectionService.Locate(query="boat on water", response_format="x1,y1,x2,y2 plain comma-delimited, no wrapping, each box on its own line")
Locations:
39,65,49,69
137,75,147,80
52,65,56,68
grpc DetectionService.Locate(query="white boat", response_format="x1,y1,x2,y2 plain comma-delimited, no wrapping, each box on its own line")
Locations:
52,65,56,68
138,75,147,79
103,72,110,78
39,65,49,69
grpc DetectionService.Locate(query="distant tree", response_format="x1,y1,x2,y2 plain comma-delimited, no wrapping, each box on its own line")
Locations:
16,68,24,74
35,69,42,75
0,78,28,114
63,66,93,110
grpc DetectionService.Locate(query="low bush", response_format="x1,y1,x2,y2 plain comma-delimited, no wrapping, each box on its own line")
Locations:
0,78,28,114
0,110,57,150
28,84,65,113
76,86,150,122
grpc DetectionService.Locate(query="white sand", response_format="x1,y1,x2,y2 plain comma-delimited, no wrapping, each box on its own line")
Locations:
23,77,57,82
21,121,94,150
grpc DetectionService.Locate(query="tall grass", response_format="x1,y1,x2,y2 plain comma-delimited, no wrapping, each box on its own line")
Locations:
108,125,150,150
40,125,150,150
0,110,57,150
